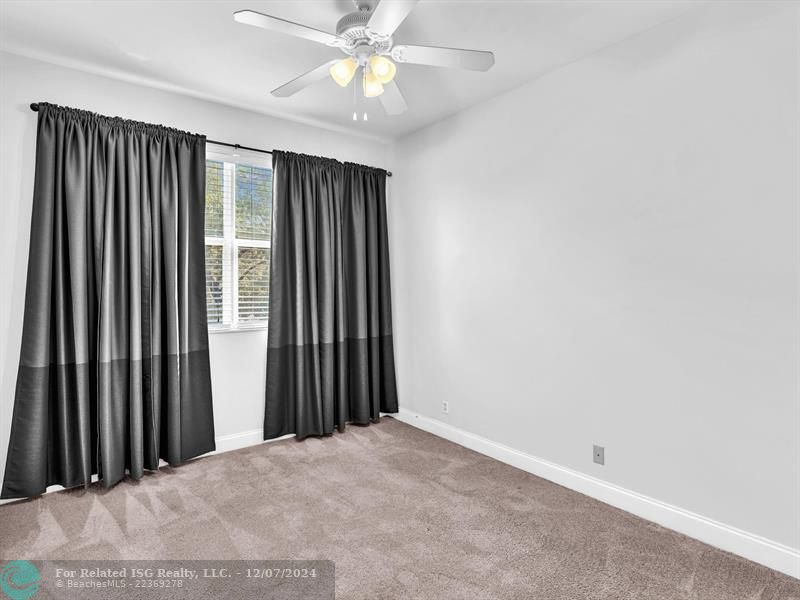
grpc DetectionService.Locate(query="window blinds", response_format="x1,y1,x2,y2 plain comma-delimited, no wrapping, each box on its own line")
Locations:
204,152,272,328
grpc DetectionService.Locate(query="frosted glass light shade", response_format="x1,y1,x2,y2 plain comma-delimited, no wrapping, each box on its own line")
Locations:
330,57,358,87
363,69,384,98
368,55,396,84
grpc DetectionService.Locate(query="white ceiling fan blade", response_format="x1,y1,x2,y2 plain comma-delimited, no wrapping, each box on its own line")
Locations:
271,60,339,97
392,45,495,71
234,10,345,47
379,81,408,115
367,0,419,38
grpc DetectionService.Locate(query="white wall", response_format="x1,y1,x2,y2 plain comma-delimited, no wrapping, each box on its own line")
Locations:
0,52,391,482
390,0,799,553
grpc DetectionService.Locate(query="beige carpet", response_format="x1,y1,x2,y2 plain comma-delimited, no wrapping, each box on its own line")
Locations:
1,417,798,599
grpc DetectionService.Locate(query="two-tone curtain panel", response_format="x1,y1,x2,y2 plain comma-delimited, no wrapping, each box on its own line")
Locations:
265,151,398,440
1,103,215,499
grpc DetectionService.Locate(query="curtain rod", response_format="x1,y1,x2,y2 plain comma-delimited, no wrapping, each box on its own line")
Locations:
29,103,392,177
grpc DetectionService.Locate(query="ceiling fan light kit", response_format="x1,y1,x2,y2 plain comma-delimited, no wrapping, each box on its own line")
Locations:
233,0,495,116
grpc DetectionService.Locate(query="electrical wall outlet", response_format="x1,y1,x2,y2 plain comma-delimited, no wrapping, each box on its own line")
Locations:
442,401,449,414
593,445,605,465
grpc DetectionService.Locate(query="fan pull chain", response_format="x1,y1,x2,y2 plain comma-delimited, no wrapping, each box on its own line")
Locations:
361,66,368,121
352,67,358,120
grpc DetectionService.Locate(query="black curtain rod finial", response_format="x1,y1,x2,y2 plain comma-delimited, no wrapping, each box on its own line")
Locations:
29,102,392,176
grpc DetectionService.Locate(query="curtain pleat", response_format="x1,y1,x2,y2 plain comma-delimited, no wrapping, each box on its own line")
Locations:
1,103,215,499
264,151,398,440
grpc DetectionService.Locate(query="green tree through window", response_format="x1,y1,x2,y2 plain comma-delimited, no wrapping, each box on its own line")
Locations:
235,164,271,241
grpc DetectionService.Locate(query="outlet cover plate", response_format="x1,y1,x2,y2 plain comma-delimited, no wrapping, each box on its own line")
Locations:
593,445,605,465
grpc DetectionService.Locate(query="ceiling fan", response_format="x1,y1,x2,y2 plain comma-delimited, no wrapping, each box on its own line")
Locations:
233,0,495,116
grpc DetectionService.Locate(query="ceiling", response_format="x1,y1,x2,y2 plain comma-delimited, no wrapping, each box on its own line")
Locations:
0,1,701,140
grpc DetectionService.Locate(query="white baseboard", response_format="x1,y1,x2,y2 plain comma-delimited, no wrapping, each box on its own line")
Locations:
214,429,271,453
390,408,800,580
211,429,295,454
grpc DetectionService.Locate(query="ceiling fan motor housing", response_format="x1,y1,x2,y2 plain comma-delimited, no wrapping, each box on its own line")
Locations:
336,10,392,57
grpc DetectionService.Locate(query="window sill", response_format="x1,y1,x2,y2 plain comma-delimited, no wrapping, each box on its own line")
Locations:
208,325,268,335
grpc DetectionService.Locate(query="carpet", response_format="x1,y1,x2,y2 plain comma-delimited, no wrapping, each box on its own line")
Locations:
1,417,798,599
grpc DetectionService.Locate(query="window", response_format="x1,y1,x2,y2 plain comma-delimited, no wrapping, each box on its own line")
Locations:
204,149,272,330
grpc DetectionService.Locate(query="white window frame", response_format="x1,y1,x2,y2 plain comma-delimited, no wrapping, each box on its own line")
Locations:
205,147,272,333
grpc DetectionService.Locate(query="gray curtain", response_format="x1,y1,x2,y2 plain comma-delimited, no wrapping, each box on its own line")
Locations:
1,103,215,499
264,151,398,440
